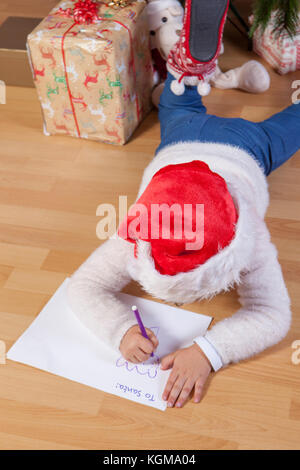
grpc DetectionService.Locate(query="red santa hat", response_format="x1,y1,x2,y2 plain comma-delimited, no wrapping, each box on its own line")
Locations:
118,161,238,276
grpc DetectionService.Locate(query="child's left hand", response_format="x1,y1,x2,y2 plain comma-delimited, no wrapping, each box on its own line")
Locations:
160,344,212,408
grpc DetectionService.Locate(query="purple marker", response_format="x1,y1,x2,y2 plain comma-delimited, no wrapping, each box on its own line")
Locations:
132,305,154,358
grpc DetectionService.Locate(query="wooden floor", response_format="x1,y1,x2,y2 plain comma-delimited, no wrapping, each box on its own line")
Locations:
0,1,300,450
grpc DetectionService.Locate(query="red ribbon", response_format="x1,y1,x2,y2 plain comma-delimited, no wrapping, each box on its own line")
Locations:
57,0,140,139
57,0,99,24
61,24,80,136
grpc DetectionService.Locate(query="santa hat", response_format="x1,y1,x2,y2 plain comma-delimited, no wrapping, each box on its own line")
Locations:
118,161,238,276
146,0,184,31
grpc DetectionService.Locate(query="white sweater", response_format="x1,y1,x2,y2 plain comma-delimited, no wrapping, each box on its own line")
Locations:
67,142,291,370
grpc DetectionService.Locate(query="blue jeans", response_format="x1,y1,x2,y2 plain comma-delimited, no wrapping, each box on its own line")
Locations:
156,73,300,175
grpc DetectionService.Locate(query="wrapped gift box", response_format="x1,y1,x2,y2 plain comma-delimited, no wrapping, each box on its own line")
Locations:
27,0,154,144
251,12,300,75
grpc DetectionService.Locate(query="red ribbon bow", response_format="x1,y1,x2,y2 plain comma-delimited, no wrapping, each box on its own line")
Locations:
57,0,100,24
73,0,99,24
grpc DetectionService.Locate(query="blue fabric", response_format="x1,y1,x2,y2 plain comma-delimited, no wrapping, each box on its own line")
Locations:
156,73,300,175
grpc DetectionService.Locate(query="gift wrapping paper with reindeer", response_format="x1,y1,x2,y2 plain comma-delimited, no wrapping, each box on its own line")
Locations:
250,12,300,75
27,0,154,144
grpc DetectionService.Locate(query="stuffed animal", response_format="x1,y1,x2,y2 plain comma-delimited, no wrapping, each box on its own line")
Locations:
146,0,270,106
146,0,184,86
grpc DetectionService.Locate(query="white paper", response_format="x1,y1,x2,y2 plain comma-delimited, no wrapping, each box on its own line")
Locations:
7,278,212,411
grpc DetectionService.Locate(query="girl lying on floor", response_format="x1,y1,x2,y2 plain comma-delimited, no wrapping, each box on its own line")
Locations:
67,0,300,408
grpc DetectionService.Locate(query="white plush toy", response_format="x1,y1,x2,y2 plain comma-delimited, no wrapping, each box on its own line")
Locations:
146,0,270,107
147,0,184,53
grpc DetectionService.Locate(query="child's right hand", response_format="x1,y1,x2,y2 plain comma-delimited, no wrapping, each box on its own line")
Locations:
119,325,159,363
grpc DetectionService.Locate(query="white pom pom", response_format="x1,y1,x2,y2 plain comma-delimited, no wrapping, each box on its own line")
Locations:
170,79,185,96
197,81,211,96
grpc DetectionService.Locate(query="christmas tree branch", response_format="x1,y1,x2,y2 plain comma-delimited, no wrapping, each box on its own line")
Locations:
250,0,299,38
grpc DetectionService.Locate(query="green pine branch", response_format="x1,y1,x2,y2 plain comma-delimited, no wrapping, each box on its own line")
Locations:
249,0,300,39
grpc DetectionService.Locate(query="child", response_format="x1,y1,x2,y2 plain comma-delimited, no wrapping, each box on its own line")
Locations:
67,0,300,408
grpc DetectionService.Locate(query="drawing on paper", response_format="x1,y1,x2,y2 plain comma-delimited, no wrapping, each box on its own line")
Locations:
115,327,161,379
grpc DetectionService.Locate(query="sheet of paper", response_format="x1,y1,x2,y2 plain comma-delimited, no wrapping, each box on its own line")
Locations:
7,278,212,411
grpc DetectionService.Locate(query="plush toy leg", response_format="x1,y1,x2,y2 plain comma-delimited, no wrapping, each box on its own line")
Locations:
210,65,240,89
211,60,270,93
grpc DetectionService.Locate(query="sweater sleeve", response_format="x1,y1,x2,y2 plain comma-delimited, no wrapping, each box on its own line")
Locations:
203,222,291,367
67,237,138,351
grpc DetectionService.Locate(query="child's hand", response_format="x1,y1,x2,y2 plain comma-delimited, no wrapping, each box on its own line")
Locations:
161,344,212,408
119,325,159,363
